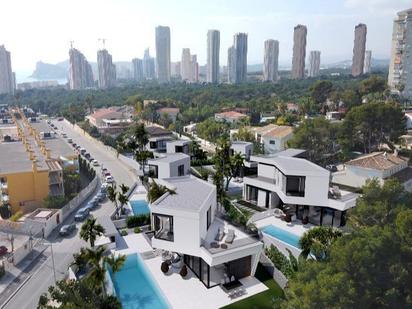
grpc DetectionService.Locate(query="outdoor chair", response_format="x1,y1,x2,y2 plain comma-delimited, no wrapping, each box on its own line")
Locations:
215,227,225,241
225,229,235,244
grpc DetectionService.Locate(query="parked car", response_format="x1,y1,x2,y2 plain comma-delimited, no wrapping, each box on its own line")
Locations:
104,171,111,177
61,133,67,138
0,246,8,256
100,183,109,193
96,192,106,202
87,156,94,162
92,160,99,166
67,138,73,144
74,208,90,221
326,164,338,172
59,224,76,236
57,117,64,121
75,145,81,150
105,175,114,183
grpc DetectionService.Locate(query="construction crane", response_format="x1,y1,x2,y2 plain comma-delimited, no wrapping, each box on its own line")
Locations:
98,38,107,49
69,40,74,49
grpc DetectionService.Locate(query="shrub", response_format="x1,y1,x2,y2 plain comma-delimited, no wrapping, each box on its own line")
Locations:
120,229,128,236
126,214,150,228
265,244,294,278
161,261,169,274
134,227,142,234
179,265,188,278
10,211,23,222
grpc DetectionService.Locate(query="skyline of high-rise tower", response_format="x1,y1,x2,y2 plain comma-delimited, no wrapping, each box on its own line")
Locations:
263,39,279,82
352,23,367,77
0,45,15,95
227,46,236,84
132,58,143,82
233,33,248,84
207,30,220,83
155,25,171,82
363,50,372,74
308,50,321,78
291,24,307,79
68,48,94,90
143,48,155,79
181,48,192,81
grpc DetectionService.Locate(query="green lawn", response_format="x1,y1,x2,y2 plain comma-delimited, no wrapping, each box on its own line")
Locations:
221,264,284,309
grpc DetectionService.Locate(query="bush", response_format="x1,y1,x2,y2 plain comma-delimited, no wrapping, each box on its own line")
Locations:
191,159,214,166
179,264,188,278
265,244,294,278
161,261,169,274
134,227,142,234
126,214,150,228
120,229,128,236
10,211,23,222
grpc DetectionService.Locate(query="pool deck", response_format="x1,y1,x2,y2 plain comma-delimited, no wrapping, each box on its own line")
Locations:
254,216,312,258
126,184,148,213
114,234,268,309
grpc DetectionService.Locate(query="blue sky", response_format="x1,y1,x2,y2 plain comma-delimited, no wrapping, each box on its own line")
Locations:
1,0,410,73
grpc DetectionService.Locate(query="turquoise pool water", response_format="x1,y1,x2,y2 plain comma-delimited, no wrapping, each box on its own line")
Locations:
130,199,150,215
108,254,169,309
261,225,301,249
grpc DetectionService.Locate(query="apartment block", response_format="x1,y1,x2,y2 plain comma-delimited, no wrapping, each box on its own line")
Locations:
0,45,14,95
352,23,367,77
308,50,321,77
155,26,171,82
207,30,220,83
68,48,94,90
291,25,307,79
263,39,279,82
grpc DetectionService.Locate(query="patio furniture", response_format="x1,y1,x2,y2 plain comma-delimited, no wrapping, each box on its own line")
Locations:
210,242,219,248
302,216,309,225
220,243,228,249
161,251,173,262
231,275,235,282
171,256,183,269
273,208,285,218
222,279,242,293
215,227,225,241
225,229,235,244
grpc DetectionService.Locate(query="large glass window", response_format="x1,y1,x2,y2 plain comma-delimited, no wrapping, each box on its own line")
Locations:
207,206,212,230
322,208,334,226
286,176,305,197
178,164,185,176
153,213,174,241
148,165,158,178
308,206,321,225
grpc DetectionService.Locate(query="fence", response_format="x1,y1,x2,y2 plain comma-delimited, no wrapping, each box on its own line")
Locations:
259,252,288,289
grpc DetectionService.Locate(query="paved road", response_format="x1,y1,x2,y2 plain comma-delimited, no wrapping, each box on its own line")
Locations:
1,119,137,309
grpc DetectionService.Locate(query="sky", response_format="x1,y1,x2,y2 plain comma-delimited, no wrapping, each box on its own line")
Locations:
1,0,411,74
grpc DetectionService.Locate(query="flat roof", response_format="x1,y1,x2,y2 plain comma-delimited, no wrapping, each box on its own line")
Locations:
167,139,189,146
231,141,253,146
148,153,190,164
151,176,215,213
0,141,35,174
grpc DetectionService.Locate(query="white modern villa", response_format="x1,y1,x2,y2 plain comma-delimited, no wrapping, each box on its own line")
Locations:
243,149,358,227
150,176,264,288
148,153,191,179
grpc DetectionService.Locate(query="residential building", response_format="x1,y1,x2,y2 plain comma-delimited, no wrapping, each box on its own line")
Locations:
230,141,255,169
68,48,94,90
86,106,134,135
150,176,263,288
155,26,171,82
388,8,412,98
171,61,181,78
243,149,358,226
143,48,155,79
227,46,236,84
166,139,190,155
332,151,412,191
146,126,174,153
263,39,279,82
291,25,307,79
148,153,190,179
0,108,77,214
215,111,248,124
191,55,199,82
352,23,367,77
308,50,321,77
181,48,192,81
156,107,180,122
97,49,116,89
207,30,220,83
364,50,372,74
0,45,14,95
249,124,294,154
132,58,144,82
233,33,248,84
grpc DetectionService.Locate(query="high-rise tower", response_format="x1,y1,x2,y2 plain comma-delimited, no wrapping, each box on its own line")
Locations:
132,58,143,82
308,50,321,78
207,30,220,83
97,49,116,89
263,39,279,82
291,25,307,79
233,33,248,83
143,48,155,79
68,48,94,90
351,23,367,77
155,26,171,82
0,45,14,95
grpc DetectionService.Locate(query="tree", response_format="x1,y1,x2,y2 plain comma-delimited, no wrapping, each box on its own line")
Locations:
212,171,225,204
299,226,343,260
213,136,233,191
117,185,130,216
127,123,150,171
107,184,119,218
288,117,340,165
104,253,126,281
340,101,406,154
232,126,255,142
63,168,81,199
359,75,386,95
190,139,207,161
147,180,175,203
231,152,245,178
43,196,66,209
38,279,121,309
309,80,333,105
80,217,105,247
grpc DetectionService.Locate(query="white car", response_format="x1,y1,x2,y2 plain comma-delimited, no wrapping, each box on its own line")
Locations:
92,160,99,166
105,175,114,183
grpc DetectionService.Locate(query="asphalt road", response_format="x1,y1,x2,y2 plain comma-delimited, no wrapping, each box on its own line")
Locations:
1,119,137,309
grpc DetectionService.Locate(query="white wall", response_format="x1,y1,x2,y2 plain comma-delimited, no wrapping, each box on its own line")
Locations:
262,134,293,154
154,156,190,179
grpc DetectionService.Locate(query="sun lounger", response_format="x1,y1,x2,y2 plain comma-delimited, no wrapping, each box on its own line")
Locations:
225,229,235,244
215,227,225,241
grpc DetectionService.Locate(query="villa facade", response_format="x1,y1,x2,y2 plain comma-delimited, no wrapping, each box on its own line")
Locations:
149,176,263,288
242,149,358,227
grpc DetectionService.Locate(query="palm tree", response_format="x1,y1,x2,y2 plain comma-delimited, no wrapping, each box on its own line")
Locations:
107,184,119,218
80,217,105,247
147,180,175,203
104,253,126,280
117,192,129,216
119,184,129,195
299,226,343,260
231,152,245,178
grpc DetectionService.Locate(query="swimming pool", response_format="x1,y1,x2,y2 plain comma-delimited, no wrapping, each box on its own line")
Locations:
130,199,150,215
108,254,169,309
261,225,301,249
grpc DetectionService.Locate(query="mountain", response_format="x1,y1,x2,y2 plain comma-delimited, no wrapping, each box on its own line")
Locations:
30,61,68,79
325,58,390,69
